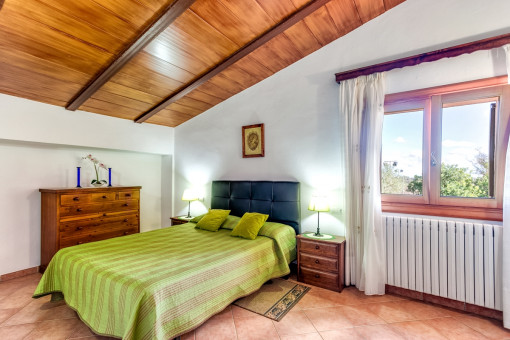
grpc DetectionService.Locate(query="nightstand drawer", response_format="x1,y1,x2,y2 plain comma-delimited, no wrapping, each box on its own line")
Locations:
300,239,338,257
300,253,338,272
300,267,338,291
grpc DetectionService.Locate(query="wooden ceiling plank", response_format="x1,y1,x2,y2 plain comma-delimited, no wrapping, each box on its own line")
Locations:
133,51,195,82
136,0,334,123
175,97,215,112
195,80,235,100
90,90,157,112
353,0,385,23
235,55,274,79
219,0,276,31
89,0,167,29
219,64,265,90
66,0,196,111
254,0,298,22
383,0,406,10
326,0,363,35
101,82,164,105
80,99,141,120
185,89,225,106
303,6,340,46
283,23,322,57
109,66,185,97
167,102,203,116
0,88,67,107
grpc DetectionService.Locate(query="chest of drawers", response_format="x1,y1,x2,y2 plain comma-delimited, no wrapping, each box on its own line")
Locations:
39,186,141,272
297,234,346,292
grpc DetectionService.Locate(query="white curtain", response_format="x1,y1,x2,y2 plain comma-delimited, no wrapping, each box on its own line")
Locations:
339,73,386,295
502,43,510,329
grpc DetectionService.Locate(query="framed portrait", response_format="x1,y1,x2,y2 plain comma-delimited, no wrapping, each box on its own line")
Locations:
242,124,264,158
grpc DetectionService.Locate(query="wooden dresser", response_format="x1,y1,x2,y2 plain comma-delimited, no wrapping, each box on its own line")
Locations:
39,186,141,272
297,234,345,292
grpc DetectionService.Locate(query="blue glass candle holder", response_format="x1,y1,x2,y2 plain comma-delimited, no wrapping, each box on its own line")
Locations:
76,167,81,188
108,168,112,187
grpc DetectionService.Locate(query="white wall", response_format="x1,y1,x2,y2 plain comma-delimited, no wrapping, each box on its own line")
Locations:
0,96,175,276
174,0,510,236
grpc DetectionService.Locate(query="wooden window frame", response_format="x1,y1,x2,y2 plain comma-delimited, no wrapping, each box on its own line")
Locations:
382,76,510,221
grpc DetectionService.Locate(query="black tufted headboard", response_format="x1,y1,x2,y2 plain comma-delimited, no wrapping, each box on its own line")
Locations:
211,181,300,234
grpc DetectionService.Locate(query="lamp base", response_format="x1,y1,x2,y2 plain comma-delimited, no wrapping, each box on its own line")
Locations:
303,232,335,240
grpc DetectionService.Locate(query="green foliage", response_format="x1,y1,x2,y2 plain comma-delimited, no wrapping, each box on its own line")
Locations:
381,162,412,195
407,175,423,195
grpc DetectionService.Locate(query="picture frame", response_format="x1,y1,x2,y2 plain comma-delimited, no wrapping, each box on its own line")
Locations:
242,124,264,158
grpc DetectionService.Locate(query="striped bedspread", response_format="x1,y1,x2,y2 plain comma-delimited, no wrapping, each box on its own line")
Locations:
33,221,296,339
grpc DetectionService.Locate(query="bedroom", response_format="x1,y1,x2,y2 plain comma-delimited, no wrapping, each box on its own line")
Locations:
1,0,510,339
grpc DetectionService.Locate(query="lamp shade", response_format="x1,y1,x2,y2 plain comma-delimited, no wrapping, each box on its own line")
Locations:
308,196,330,212
182,189,199,202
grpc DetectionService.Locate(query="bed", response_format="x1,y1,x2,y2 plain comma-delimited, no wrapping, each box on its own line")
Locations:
33,180,300,339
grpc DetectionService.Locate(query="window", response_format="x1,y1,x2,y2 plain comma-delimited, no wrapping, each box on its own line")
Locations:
381,78,510,220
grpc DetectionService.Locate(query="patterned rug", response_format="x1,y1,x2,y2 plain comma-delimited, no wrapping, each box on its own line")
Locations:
234,278,310,321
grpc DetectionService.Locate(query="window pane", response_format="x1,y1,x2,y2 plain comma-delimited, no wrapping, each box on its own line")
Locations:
381,110,423,195
440,100,495,198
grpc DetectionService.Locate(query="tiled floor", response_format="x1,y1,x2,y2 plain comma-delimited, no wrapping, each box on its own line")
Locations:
1,274,510,340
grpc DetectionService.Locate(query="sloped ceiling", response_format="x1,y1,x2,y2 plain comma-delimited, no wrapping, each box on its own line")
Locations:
0,0,405,127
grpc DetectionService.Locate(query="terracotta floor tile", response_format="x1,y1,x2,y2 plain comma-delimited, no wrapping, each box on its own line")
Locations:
455,315,510,339
195,308,236,340
0,323,37,340
4,294,76,325
272,310,317,336
279,332,323,340
397,300,458,320
337,304,386,326
231,305,267,320
303,306,353,331
0,307,20,324
234,315,279,340
67,336,116,340
180,330,195,340
422,317,489,339
320,328,364,340
354,324,406,340
389,320,448,339
296,288,338,309
363,301,418,323
24,318,94,340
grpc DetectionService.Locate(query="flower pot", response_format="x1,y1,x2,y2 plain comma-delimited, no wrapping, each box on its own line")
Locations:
92,182,107,187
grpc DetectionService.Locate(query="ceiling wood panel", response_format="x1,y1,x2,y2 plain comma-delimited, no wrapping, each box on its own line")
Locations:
0,0,405,127
354,0,386,23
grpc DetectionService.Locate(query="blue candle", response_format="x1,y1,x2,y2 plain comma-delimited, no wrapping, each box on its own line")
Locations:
108,168,112,187
76,167,81,188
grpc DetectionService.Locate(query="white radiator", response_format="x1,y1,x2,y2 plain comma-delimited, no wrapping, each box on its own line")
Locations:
384,215,503,311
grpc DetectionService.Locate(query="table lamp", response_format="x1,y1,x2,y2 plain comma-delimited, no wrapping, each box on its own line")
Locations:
308,196,330,237
182,189,198,218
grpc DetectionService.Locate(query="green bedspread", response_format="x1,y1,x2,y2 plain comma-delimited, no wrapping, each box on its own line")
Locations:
33,221,296,339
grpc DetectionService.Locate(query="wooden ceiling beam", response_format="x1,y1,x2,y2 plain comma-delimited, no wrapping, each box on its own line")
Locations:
135,0,334,124
335,32,510,83
66,0,196,111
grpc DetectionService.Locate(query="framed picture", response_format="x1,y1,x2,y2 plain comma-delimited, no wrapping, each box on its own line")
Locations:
242,124,264,158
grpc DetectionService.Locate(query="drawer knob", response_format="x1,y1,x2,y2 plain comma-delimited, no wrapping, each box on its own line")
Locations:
77,241,83,245
123,231,129,235
315,259,320,264
102,195,107,199
103,213,107,217
315,274,320,278
315,245,320,250
125,193,131,197
123,203,128,207
123,218,129,222
76,226,83,230
73,197,79,201
76,208,82,212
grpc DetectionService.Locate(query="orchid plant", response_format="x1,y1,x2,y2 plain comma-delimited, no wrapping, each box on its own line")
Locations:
82,154,108,185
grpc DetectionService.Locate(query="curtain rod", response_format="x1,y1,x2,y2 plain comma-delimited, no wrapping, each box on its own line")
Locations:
335,32,510,83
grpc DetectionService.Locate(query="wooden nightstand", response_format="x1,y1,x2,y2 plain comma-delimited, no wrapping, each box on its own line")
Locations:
297,233,346,292
170,216,193,226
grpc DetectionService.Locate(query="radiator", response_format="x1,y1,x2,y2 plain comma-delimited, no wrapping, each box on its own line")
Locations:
383,215,503,310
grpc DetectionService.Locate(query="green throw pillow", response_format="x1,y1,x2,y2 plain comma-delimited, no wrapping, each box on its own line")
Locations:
195,209,230,231
190,213,206,223
231,212,269,240
220,215,241,230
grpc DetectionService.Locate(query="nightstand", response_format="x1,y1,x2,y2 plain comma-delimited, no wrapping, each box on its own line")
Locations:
297,233,346,292
170,216,193,226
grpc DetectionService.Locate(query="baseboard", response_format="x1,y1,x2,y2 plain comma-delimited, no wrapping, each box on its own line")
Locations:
386,285,503,321
0,266,40,282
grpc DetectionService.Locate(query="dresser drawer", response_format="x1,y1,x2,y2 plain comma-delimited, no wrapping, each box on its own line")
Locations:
59,226,138,248
300,239,338,258
300,253,338,272
59,214,138,235
90,192,116,202
59,200,138,218
118,191,139,200
61,194,91,206
300,267,339,291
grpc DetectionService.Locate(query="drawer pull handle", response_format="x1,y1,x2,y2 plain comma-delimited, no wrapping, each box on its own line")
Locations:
73,197,79,201
123,203,129,207
315,274,320,278
77,241,83,245
103,213,107,216
76,226,83,230
123,231,129,235
76,208,82,212
315,245,320,250
315,259,320,264
123,219,129,222
125,194,131,197
102,195,107,199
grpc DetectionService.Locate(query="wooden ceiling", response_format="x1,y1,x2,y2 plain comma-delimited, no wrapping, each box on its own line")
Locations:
0,0,404,127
